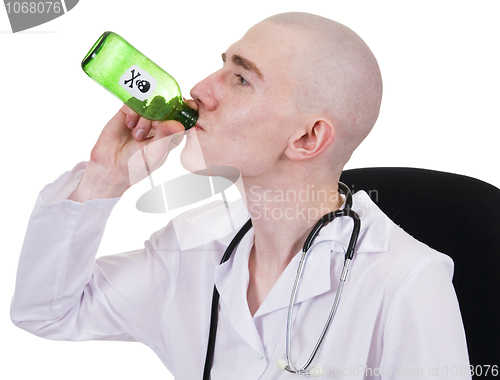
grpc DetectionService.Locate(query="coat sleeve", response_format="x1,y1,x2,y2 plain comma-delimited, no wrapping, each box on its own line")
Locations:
379,252,471,379
10,164,181,348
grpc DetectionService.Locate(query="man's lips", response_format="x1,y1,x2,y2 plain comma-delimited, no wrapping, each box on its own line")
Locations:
193,122,204,131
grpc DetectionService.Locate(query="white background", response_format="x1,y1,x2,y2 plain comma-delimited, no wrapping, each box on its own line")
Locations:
1,1,499,379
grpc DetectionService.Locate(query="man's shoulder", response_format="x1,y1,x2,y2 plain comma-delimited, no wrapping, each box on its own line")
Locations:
354,190,454,282
389,222,454,276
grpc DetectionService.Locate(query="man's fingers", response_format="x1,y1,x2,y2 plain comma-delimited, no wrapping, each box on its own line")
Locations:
121,103,190,141
121,104,141,129
152,119,186,140
183,98,199,111
128,130,184,186
134,117,154,141
127,113,140,129
143,120,185,171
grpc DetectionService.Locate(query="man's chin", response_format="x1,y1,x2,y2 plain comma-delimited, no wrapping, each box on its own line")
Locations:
179,135,208,174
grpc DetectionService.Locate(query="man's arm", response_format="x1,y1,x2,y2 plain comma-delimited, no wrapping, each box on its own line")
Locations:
380,253,471,379
10,103,195,343
10,163,181,345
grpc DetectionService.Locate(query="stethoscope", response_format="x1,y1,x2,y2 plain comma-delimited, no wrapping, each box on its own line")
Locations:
202,182,360,379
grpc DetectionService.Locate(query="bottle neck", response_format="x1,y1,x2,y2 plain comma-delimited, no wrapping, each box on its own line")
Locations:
172,102,198,130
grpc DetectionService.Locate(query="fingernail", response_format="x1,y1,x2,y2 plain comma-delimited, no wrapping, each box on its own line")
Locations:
135,129,145,140
152,121,159,127
128,120,136,128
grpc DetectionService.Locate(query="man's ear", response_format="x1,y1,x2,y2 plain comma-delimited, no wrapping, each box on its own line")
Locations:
284,119,335,160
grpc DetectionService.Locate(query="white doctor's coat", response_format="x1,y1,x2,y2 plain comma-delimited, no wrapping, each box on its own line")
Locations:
11,163,471,379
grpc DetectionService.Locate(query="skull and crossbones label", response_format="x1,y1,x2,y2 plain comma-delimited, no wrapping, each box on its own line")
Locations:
119,65,157,101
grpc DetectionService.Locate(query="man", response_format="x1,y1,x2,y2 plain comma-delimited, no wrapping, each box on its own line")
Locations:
11,12,470,379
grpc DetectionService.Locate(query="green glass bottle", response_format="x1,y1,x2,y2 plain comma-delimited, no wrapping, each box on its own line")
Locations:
81,31,198,129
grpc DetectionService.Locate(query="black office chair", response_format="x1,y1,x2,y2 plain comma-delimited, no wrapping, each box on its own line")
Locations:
340,167,500,371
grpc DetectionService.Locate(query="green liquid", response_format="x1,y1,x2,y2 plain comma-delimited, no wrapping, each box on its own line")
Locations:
125,95,195,128
126,95,178,120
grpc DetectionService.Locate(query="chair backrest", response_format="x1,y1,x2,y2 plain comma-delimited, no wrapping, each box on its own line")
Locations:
340,167,500,368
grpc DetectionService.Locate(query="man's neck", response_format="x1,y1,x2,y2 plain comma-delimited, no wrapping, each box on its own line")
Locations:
244,179,343,315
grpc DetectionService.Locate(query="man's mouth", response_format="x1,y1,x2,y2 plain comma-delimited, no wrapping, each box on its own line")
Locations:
193,122,204,132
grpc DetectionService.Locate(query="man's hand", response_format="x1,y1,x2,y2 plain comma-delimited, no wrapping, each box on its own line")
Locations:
70,101,197,203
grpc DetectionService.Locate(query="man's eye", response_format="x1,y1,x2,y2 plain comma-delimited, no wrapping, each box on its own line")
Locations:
235,74,250,86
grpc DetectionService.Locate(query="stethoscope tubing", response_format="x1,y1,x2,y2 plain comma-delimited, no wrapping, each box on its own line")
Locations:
283,183,360,375
284,257,352,375
202,182,360,379
202,218,253,380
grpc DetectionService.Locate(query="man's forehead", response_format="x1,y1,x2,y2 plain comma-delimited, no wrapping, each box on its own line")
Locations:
238,21,298,50
226,22,304,71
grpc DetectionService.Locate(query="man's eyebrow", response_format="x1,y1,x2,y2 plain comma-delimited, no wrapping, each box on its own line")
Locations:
221,52,263,79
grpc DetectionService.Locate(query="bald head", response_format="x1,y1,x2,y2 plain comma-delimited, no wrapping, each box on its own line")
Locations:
187,13,382,184
262,12,383,167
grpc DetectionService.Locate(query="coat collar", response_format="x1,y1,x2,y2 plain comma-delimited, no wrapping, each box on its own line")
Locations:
213,189,394,319
179,191,394,354
177,190,393,254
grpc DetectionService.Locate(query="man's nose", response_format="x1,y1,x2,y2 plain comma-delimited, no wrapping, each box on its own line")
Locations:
190,71,220,112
